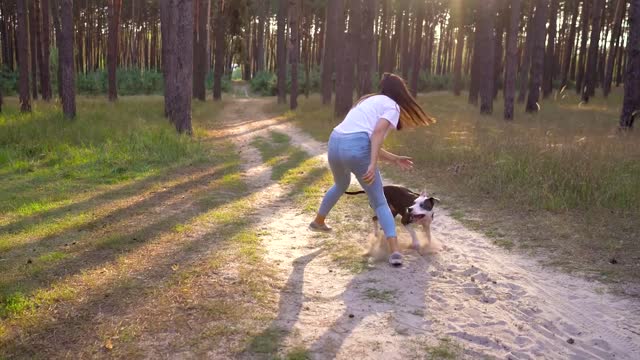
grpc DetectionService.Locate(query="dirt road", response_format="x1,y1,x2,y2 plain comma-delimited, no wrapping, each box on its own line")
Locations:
219,97,640,360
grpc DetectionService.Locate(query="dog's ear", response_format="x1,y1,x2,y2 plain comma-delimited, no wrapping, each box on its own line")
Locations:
429,196,441,203
420,189,427,197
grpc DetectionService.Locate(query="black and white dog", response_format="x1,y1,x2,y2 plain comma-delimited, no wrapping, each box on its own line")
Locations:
345,185,439,254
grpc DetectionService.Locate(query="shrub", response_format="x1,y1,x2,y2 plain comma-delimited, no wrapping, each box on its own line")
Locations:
418,72,456,92
0,67,234,96
0,68,18,96
250,71,277,96
205,71,233,93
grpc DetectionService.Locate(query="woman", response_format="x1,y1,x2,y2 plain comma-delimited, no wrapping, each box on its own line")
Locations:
309,73,435,266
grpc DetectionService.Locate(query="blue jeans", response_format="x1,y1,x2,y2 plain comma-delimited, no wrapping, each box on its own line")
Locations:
318,131,396,238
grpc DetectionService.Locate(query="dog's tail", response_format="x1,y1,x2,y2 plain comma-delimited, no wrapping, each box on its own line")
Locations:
344,190,366,195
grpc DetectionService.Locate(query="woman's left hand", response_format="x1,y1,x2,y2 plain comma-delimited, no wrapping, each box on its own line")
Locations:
394,156,414,170
363,163,377,185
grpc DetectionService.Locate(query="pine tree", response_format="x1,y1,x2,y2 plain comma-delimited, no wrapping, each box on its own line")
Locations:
60,0,76,118
526,0,549,113
620,0,640,129
504,0,521,120
108,0,122,101
17,0,32,112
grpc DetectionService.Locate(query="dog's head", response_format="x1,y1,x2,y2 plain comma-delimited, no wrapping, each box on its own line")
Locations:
407,192,440,223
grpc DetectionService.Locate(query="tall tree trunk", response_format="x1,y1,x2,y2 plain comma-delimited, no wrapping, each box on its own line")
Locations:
17,0,32,112
561,0,579,88
29,0,39,100
445,24,454,74
504,0,521,120
60,0,75,118
51,0,63,97
213,0,225,100
468,30,480,104
321,0,343,105
378,0,388,75
453,24,465,95
256,0,267,73
359,0,376,97
620,0,639,129
392,6,403,72
409,1,424,96
40,0,52,100
493,7,505,99
435,20,444,75
400,0,411,78
108,0,122,101
160,0,174,113
604,0,626,97
615,31,626,86
597,4,608,87
289,0,299,109
463,27,471,75
0,4,8,71
306,14,313,74
151,8,158,69
526,0,549,113
74,1,83,74
478,0,496,114
316,11,325,67
35,0,45,99
576,0,591,94
242,22,251,80
335,0,359,116
543,0,558,98
582,0,604,102
168,0,194,133
193,0,208,101
192,0,201,97
277,0,287,104
518,1,535,102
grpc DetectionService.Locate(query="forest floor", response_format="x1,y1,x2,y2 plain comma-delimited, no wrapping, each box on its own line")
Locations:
1,93,639,359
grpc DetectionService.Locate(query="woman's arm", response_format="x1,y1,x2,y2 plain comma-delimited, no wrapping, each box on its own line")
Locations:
381,148,414,170
379,148,398,162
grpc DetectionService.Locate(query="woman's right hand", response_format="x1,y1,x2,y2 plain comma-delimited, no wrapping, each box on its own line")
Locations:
394,155,414,170
363,163,376,185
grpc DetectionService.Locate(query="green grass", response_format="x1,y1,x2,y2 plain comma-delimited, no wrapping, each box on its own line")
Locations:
364,288,396,303
251,131,312,181
0,293,32,318
285,89,640,285
284,347,312,360
248,327,284,354
36,251,69,263
0,96,219,225
0,95,224,313
423,338,463,359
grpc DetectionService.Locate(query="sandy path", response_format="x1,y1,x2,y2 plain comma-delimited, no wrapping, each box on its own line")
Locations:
217,98,640,359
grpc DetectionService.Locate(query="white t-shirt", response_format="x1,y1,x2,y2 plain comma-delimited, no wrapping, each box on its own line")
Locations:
333,95,400,137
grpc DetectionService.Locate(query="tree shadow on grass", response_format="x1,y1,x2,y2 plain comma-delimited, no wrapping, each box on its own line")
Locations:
0,205,257,358
0,163,223,234
0,158,273,303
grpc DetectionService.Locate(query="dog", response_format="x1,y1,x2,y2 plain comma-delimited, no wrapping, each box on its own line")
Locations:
345,185,439,254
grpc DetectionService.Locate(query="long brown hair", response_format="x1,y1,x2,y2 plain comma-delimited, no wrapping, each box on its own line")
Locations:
357,73,435,130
